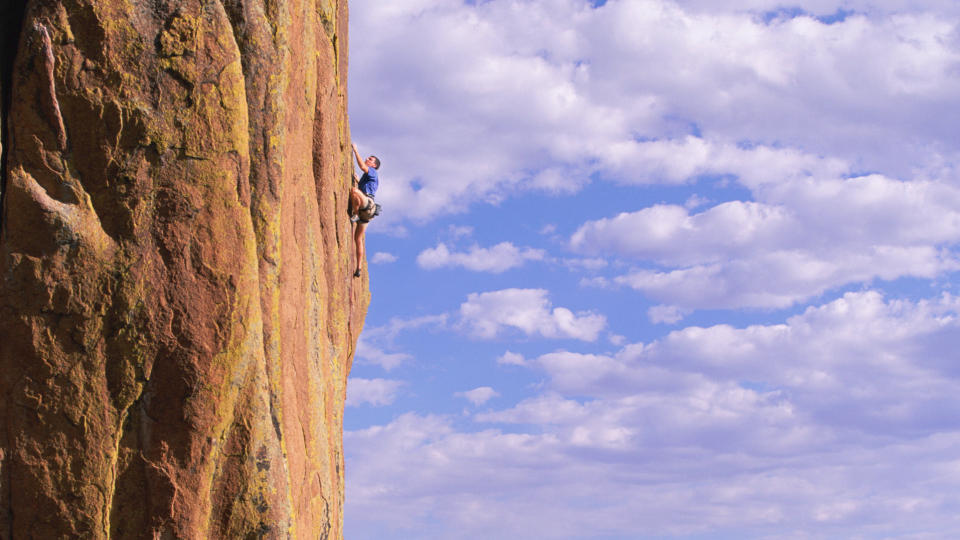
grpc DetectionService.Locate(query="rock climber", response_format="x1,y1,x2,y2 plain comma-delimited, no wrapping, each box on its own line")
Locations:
350,142,380,278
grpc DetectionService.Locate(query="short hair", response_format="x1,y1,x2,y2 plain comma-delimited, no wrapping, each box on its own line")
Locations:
371,156,381,169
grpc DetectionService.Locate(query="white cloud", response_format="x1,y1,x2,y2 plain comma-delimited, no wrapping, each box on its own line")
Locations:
372,252,398,264
347,378,405,407
355,340,412,371
676,1,960,16
684,193,711,209
353,315,449,371
528,291,960,430
571,200,793,265
458,288,607,341
351,0,960,224
648,304,687,324
497,351,528,366
456,387,500,406
600,137,851,188
417,242,546,273
573,174,960,309
345,1,960,537
348,418,960,538
347,291,960,539
362,314,450,343
613,246,955,310
574,176,960,264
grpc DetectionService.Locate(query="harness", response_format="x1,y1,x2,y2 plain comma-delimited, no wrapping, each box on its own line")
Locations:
358,196,382,224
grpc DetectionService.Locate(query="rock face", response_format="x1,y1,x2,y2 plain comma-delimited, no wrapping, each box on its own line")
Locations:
0,1,367,538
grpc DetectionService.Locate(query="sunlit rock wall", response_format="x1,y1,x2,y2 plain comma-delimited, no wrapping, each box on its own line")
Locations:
0,0,366,537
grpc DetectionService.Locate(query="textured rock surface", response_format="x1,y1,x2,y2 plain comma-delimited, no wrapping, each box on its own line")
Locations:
0,0,366,537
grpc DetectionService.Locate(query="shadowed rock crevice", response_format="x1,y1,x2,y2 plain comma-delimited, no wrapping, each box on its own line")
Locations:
0,1,367,538
0,0,29,237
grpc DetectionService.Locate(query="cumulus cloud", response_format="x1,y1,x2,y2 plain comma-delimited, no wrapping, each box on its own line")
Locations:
351,0,960,224
459,288,607,341
647,304,687,324
574,175,960,264
456,387,500,406
615,247,955,310
572,174,960,309
344,1,960,537
347,291,960,538
497,350,528,366
353,292,608,376
347,378,405,407
372,252,398,264
525,291,960,434
354,340,412,371
417,242,546,273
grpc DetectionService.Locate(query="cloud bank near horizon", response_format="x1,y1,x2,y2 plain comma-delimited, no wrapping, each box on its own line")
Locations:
347,291,960,539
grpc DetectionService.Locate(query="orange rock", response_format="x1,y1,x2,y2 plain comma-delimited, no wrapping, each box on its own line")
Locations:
0,1,366,538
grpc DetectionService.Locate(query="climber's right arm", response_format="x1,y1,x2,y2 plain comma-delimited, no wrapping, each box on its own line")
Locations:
352,143,369,173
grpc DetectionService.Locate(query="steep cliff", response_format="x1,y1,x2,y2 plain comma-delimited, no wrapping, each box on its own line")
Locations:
0,1,367,538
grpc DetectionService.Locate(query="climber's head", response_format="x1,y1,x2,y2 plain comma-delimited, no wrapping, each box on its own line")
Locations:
366,155,381,169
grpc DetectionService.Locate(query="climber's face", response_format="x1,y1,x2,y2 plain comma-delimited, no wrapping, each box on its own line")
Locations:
365,156,379,169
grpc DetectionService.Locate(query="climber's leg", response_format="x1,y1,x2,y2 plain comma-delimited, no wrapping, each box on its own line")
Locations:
350,187,371,218
353,221,367,277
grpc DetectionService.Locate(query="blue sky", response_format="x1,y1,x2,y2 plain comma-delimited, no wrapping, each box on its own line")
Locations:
344,1,960,538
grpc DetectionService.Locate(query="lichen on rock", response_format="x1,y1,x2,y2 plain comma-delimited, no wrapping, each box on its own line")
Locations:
0,1,366,538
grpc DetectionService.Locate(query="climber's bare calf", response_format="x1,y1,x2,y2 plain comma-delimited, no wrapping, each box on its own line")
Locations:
353,221,368,278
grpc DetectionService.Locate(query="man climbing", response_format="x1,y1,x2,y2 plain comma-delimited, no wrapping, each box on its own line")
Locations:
350,142,381,278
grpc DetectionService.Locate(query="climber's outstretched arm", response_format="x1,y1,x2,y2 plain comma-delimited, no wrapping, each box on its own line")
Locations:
352,143,369,174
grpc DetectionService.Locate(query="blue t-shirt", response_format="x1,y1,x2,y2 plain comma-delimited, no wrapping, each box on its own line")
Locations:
359,167,379,197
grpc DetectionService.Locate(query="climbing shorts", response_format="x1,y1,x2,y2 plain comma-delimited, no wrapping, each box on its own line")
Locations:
358,196,380,223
